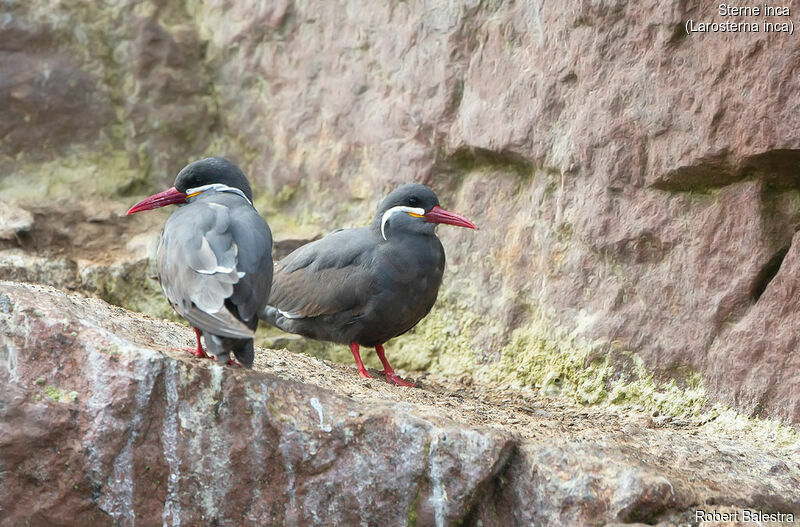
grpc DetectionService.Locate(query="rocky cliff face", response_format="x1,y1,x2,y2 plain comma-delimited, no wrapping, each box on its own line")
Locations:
1,0,799,424
2,282,799,526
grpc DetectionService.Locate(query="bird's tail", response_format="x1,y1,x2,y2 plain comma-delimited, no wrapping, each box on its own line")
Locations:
205,333,255,368
232,340,254,368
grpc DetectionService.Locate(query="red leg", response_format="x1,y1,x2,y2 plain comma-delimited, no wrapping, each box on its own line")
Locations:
349,342,372,378
189,328,211,359
375,344,416,387
226,358,243,367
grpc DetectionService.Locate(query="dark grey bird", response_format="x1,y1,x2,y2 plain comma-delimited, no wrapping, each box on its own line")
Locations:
127,157,272,367
262,183,476,386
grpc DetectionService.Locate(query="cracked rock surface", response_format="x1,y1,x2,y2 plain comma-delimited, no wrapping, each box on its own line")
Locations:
1,281,798,526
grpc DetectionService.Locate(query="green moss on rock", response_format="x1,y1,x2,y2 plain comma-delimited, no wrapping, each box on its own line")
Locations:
44,385,78,403
83,259,177,321
475,308,717,418
0,149,144,204
391,301,479,376
479,316,610,406
700,406,798,449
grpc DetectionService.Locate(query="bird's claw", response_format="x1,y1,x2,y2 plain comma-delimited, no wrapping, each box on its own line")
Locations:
173,346,212,359
190,348,211,359
383,371,416,387
357,368,373,379
205,355,243,367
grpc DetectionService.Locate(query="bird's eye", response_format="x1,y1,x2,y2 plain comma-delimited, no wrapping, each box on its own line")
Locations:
408,196,419,206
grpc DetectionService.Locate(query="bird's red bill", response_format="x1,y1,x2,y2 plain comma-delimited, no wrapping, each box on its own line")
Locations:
424,206,477,230
127,187,187,215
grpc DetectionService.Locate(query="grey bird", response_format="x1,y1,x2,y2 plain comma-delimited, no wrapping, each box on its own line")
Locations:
262,183,476,386
127,157,273,367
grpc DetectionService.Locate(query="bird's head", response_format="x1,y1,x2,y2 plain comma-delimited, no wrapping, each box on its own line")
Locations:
374,183,477,240
127,157,253,215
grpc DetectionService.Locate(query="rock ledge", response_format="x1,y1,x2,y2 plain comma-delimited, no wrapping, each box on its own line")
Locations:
1,282,798,526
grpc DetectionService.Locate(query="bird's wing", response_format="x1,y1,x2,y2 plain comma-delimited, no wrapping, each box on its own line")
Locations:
159,201,267,339
268,228,377,319
226,204,273,324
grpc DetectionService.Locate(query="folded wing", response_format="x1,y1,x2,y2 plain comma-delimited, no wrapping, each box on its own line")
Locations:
158,201,270,339
268,228,376,322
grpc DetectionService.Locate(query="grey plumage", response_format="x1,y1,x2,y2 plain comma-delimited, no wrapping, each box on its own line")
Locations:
129,157,272,367
159,192,273,358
